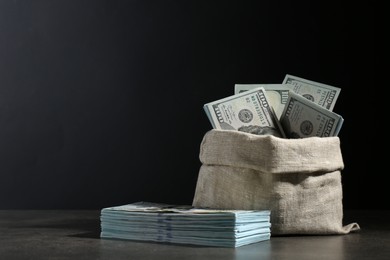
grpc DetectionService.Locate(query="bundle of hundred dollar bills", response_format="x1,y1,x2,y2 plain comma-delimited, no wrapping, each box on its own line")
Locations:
100,201,271,247
204,74,343,138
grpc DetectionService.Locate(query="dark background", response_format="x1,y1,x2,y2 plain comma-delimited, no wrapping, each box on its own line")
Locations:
0,1,380,209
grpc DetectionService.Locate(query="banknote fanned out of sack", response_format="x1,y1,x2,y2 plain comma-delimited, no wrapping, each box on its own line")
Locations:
203,87,286,138
234,84,291,119
100,201,271,248
282,74,341,111
280,91,344,138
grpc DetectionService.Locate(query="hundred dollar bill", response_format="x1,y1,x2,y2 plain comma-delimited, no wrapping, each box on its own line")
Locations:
280,91,344,138
282,74,341,111
204,87,286,138
234,84,292,119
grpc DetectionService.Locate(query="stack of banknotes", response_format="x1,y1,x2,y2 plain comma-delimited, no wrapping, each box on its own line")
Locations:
204,74,344,138
100,201,271,247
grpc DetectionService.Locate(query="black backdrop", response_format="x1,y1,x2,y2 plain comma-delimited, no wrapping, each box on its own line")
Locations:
0,1,381,209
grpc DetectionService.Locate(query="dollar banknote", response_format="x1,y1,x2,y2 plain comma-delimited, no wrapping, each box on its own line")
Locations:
204,87,286,138
280,91,344,138
282,74,341,111
234,84,292,119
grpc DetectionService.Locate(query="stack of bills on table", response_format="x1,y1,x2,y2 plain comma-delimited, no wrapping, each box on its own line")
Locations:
100,201,271,248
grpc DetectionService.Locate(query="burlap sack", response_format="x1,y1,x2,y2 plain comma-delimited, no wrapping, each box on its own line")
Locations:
192,129,360,235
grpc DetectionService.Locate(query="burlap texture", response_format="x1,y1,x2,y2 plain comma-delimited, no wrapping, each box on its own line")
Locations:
192,129,360,235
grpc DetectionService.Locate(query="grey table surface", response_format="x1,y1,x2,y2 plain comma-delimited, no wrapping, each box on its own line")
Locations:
0,209,389,260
